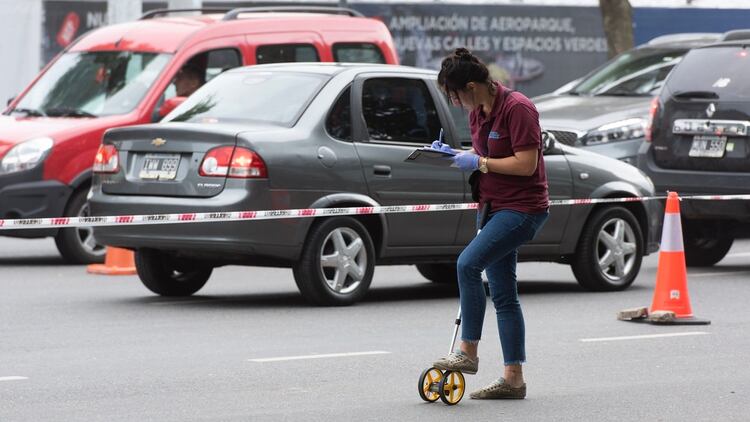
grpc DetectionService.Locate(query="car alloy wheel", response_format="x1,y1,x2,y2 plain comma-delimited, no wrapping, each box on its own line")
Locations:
319,227,367,295
55,188,106,264
596,217,638,282
571,206,643,292
293,217,375,306
76,201,106,258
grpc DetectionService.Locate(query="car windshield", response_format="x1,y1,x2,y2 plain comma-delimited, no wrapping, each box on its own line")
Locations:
666,46,750,101
164,71,329,126
570,48,685,96
11,51,170,117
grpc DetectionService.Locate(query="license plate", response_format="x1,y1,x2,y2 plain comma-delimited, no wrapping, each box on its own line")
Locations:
139,154,180,180
689,135,727,158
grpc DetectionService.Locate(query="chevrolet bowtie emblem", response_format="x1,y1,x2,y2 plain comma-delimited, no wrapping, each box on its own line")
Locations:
151,138,166,147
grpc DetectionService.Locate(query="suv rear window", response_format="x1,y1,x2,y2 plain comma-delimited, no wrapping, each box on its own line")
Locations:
256,44,319,64
666,46,750,101
333,43,385,64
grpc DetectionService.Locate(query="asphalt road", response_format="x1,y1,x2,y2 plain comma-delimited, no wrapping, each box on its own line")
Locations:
1,237,749,421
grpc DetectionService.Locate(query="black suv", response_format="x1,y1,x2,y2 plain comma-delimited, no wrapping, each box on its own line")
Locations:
638,39,750,266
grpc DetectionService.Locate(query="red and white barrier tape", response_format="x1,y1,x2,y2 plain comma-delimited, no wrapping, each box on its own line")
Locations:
1,194,749,230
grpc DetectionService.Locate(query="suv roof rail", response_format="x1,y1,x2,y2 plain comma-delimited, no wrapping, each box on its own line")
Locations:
720,29,750,41
140,7,232,20
646,32,721,46
222,6,364,21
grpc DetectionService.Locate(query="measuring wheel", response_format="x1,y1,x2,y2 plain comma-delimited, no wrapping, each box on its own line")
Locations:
438,370,465,405
418,367,443,402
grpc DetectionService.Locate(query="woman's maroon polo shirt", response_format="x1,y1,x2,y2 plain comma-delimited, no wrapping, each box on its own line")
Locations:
469,85,549,214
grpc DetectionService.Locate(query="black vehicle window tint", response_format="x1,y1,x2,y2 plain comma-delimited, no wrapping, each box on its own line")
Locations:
326,87,352,141
256,44,320,64
334,43,385,64
667,46,750,101
362,78,440,143
205,49,242,81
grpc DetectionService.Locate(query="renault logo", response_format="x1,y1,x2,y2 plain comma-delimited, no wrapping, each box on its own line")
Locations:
706,103,716,118
151,138,166,147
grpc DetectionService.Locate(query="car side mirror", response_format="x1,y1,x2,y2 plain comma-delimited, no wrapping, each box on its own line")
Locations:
158,96,187,118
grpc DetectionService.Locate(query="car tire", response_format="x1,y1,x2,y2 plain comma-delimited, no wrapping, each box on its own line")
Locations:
293,217,375,306
135,249,212,296
683,221,733,267
571,206,643,292
54,187,107,264
416,263,457,284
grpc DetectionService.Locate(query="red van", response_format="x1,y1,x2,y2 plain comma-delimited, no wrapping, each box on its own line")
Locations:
0,6,398,263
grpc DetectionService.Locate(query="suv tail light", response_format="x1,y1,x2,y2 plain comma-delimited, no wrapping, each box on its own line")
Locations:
199,146,267,178
93,144,119,173
645,96,659,143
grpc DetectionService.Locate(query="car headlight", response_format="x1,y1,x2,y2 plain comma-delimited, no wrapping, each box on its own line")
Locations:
580,118,646,146
0,137,54,175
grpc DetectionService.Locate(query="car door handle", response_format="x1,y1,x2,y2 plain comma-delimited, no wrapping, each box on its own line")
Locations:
373,165,391,176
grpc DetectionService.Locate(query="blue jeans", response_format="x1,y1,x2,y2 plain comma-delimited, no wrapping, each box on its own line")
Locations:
456,209,548,366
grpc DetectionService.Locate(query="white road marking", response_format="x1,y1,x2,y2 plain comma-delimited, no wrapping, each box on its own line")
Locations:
724,251,750,259
580,332,709,343
0,376,28,382
249,351,391,363
690,270,750,278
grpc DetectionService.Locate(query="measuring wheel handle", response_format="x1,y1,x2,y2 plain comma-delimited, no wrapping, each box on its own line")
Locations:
418,367,443,403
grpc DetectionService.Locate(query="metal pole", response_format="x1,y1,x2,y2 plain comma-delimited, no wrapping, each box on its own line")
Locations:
448,307,461,354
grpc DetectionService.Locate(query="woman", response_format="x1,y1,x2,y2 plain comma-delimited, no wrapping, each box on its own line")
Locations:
431,48,549,400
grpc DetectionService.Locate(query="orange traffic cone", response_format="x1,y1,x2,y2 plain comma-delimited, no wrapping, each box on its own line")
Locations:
86,246,136,275
648,192,709,325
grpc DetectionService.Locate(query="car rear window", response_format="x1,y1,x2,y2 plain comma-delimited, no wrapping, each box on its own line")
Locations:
333,43,385,64
666,46,750,101
163,71,329,126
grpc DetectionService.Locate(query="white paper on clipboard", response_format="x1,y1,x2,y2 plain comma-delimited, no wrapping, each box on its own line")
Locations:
404,147,456,167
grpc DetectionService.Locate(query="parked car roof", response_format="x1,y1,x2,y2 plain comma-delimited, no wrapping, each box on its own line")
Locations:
226,62,436,76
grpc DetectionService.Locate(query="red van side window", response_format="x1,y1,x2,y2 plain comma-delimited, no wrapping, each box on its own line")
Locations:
256,44,320,64
333,43,385,64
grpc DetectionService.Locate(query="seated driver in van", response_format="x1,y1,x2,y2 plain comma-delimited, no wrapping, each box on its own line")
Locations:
174,65,205,97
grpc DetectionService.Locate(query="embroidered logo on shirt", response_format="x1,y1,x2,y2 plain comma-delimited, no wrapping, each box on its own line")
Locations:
488,131,500,139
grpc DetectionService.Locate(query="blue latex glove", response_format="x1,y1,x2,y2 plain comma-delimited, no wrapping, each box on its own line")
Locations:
430,140,454,154
453,152,480,171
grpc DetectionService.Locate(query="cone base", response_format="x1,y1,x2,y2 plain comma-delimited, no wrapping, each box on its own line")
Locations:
86,264,136,275
648,316,711,326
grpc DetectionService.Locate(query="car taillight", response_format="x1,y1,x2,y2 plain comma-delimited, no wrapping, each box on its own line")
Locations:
645,96,659,143
199,146,267,178
93,144,119,173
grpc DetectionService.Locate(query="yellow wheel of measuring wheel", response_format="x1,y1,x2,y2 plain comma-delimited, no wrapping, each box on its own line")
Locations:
418,367,443,402
438,370,465,405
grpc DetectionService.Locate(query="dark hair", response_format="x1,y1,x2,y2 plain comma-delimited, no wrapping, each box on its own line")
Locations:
178,65,205,83
437,48,491,94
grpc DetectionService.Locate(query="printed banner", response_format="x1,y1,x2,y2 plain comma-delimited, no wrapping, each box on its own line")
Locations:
356,3,608,97
42,1,167,65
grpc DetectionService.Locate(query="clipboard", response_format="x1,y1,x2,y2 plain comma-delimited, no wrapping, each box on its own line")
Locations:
404,147,456,167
